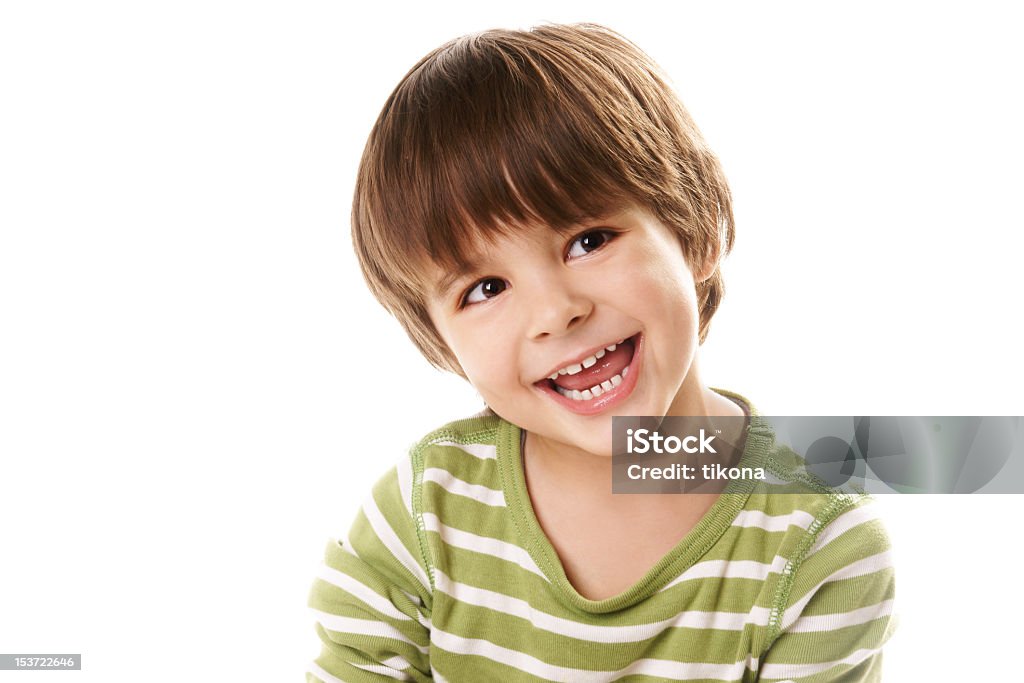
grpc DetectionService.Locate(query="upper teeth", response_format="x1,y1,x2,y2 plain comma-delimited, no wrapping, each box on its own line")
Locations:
547,341,624,380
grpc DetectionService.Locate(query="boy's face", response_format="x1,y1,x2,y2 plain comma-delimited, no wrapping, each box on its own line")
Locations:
425,205,711,458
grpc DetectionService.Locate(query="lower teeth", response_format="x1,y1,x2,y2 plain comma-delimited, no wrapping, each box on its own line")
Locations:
554,366,628,401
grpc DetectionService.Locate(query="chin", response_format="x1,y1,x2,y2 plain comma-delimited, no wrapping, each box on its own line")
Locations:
568,429,616,458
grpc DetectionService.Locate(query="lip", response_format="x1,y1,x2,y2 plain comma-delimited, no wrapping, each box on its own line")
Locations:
533,333,644,416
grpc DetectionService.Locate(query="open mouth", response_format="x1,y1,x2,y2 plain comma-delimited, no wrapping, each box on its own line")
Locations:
534,333,642,415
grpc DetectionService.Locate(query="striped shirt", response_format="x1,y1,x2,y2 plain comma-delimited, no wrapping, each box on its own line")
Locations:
308,392,896,682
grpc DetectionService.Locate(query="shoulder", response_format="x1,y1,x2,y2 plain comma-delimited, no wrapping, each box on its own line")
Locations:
743,435,895,646
410,411,506,462
400,411,506,483
734,419,893,598
744,430,891,557
369,411,511,518
356,411,505,513
749,446,897,672
375,411,507,477
346,412,512,591
406,412,512,510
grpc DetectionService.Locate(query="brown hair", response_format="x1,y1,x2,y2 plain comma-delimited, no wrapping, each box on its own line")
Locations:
352,23,734,377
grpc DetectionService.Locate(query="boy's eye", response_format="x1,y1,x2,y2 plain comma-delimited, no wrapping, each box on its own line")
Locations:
567,230,613,259
462,278,507,306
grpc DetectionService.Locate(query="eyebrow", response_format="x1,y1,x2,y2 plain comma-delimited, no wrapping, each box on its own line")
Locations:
433,264,476,300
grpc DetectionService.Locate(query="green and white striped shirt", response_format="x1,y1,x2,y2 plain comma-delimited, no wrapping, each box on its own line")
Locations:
308,392,896,682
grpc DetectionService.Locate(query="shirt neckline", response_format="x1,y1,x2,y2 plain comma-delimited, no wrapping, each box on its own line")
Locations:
496,387,776,614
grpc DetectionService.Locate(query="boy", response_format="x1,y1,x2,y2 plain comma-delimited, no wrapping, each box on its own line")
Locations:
309,24,895,682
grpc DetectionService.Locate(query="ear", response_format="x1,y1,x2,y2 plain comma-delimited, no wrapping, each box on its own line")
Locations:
692,238,722,284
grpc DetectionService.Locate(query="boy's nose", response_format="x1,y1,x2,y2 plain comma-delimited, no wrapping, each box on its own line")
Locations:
524,280,593,340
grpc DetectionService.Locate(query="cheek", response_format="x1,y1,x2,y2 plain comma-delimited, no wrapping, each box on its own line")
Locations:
452,332,519,393
619,257,698,316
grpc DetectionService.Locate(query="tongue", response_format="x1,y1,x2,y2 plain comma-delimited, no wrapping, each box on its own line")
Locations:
551,340,634,392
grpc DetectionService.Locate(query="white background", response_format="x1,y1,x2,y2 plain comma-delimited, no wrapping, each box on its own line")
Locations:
1,1,1022,681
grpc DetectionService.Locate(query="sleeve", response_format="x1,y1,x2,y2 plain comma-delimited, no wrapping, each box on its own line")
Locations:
757,498,897,682
306,461,434,682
